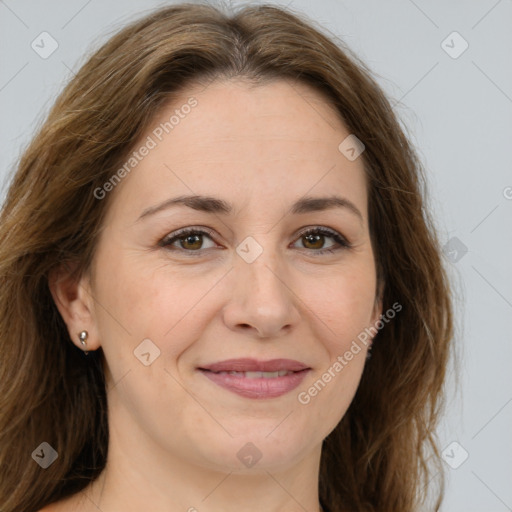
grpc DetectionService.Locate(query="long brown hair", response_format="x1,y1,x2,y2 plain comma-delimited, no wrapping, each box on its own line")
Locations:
0,3,453,511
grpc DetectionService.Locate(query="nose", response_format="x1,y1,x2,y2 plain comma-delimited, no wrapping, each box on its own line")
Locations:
222,250,301,338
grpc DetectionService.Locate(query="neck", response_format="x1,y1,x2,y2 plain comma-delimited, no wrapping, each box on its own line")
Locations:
85,459,324,512
79,403,325,512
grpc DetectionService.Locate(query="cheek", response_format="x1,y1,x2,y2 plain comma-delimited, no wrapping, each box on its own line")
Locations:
303,262,377,346
297,272,374,425
92,248,221,362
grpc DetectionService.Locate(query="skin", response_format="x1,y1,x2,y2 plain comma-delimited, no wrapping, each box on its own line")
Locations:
48,78,382,512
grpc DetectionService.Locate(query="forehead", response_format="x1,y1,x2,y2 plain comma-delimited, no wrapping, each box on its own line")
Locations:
104,78,368,222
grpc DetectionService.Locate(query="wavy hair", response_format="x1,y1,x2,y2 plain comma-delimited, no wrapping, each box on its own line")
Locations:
0,3,453,511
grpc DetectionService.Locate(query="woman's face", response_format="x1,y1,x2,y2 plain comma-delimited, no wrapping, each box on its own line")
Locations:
84,78,382,473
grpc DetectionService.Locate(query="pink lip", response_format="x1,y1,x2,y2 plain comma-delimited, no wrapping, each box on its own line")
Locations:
198,358,311,399
199,358,310,373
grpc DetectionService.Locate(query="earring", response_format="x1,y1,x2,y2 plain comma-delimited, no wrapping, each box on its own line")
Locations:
78,330,89,356
366,342,373,360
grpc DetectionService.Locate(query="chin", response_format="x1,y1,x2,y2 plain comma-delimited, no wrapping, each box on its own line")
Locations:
194,425,313,473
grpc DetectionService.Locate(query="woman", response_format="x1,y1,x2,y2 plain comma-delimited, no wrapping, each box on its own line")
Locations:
0,3,453,511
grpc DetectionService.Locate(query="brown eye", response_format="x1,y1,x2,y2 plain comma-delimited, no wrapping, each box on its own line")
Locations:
179,233,203,250
302,233,327,250
161,228,217,252
293,227,351,254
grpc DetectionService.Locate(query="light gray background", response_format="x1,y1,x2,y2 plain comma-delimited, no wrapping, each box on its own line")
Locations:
1,1,511,510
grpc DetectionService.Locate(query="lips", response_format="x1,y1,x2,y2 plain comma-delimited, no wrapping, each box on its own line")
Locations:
197,358,311,399
199,358,310,373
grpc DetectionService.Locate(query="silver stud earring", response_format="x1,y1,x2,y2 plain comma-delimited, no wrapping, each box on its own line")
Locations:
366,342,373,360
79,330,89,355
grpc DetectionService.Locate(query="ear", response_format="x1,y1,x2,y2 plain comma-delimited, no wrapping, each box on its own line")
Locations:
48,262,100,351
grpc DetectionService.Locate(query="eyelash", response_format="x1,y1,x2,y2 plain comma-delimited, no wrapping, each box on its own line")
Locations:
159,226,352,256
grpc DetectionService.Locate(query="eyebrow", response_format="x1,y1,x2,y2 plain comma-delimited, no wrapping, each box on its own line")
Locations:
137,194,364,224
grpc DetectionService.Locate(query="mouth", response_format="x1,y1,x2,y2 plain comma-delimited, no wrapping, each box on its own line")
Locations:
203,369,299,378
197,359,311,399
